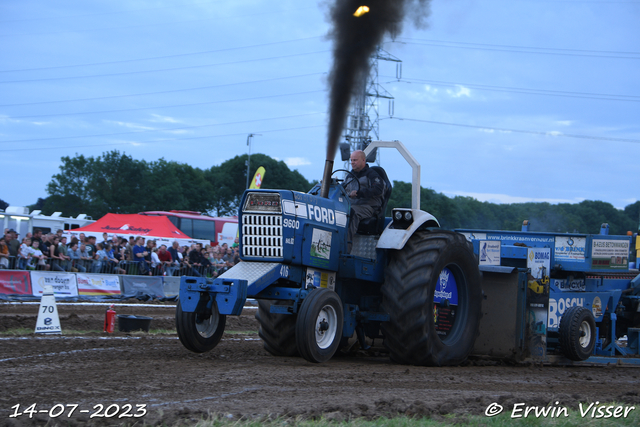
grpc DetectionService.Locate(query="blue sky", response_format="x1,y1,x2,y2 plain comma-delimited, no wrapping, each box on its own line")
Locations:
1,0,638,212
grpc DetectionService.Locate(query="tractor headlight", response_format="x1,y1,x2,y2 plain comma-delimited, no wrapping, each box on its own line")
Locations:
391,209,414,229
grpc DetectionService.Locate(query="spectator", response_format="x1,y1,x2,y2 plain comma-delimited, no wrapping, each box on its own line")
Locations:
7,229,20,258
28,240,49,270
18,237,32,270
32,228,44,249
223,248,234,263
68,242,86,272
168,241,180,264
86,236,97,257
182,245,201,277
78,243,92,271
200,247,215,277
125,236,136,261
100,232,110,248
133,237,150,275
49,236,67,271
104,244,125,274
41,233,54,256
79,233,86,244
57,236,71,270
232,237,239,249
0,237,9,269
188,244,203,273
92,243,108,273
150,247,163,275
158,244,175,276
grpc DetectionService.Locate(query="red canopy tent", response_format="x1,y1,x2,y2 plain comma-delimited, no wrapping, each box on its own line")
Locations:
64,213,208,247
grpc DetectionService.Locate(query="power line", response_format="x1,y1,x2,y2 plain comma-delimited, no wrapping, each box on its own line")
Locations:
0,112,326,144
384,76,640,102
0,5,317,37
0,124,326,153
0,0,219,23
391,38,640,59
387,117,640,144
0,50,330,84
3,90,326,120
0,37,324,73
0,73,326,107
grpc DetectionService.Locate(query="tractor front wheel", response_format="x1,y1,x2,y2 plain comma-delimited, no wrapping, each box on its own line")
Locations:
256,299,299,357
176,298,226,353
381,230,482,366
296,288,344,363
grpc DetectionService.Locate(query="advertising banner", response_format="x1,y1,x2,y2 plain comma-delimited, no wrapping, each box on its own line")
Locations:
30,271,78,298
554,236,586,262
478,240,500,266
162,276,181,298
76,274,121,297
591,239,630,270
121,276,165,299
0,270,32,295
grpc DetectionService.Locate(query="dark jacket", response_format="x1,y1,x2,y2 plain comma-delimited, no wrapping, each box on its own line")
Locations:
343,164,386,210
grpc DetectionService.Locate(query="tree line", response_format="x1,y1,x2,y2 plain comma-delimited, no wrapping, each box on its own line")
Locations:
388,181,639,235
14,151,639,236
29,151,314,219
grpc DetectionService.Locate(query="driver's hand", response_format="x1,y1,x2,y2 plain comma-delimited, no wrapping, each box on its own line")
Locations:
349,190,357,198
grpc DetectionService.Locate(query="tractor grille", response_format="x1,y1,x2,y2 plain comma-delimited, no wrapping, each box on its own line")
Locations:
242,214,283,258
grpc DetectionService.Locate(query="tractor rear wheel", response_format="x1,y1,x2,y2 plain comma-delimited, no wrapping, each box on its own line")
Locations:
176,299,226,353
381,230,482,366
255,299,299,357
559,306,596,361
296,288,344,363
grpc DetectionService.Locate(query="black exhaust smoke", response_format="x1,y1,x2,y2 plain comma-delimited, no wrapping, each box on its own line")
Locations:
321,0,431,198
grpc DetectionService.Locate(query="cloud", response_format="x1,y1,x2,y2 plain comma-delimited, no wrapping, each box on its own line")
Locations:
284,157,311,167
446,85,471,98
104,120,156,131
149,114,182,124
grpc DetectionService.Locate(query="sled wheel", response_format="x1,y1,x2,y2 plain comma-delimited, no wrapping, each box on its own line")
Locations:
296,288,344,363
255,299,299,357
559,306,596,361
176,298,226,353
381,230,482,366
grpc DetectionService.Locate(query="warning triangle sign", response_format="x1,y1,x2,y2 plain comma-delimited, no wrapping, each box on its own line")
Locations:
35,284,62,335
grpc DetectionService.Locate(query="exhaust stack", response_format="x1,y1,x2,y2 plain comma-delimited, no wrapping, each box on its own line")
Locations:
320,160,334,198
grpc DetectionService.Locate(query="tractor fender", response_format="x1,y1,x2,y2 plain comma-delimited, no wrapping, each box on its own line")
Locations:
377,209,440,250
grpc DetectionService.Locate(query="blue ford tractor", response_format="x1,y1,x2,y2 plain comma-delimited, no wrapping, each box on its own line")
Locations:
176,141,483,365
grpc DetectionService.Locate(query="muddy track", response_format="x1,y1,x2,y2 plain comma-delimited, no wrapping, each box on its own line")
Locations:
1,302,639,426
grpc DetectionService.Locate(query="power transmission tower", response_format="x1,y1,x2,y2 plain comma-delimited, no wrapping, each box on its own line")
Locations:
341,47,402,167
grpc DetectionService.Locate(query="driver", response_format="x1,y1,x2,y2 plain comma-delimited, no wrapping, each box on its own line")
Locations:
343,150,386,251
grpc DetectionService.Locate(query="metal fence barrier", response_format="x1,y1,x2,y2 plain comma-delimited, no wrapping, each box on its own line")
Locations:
0,255,229,278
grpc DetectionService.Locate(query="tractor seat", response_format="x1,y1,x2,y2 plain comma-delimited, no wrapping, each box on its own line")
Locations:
356,166,392,235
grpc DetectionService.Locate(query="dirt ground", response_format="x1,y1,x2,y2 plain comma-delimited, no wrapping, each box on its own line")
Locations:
1,301,640,426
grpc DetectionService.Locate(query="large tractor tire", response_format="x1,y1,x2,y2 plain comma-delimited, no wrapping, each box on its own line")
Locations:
176,299,226,353
559,306,596,361
295,288,344,363
381,230,482,366
255,299,299,357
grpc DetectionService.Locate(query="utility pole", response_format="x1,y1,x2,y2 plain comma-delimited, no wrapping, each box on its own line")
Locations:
342,47,401,167
245,133,261,189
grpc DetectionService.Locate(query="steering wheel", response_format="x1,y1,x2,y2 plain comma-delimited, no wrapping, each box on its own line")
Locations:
331,169,361,195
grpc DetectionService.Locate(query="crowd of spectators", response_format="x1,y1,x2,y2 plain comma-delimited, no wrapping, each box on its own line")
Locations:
0,228,240,278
